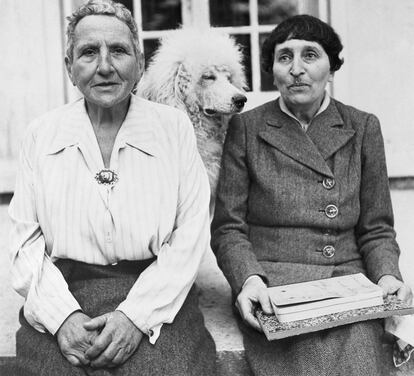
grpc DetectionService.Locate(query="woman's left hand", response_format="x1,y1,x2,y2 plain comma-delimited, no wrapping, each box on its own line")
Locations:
377,275,413,305
83,311,143,368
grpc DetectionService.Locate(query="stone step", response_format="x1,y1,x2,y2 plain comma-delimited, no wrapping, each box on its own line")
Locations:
196,250,252,375
1,251,413,376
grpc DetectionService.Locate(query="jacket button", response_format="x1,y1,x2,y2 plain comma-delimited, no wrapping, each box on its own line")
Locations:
322,177,335,190
322,245,335,258
325,204,338,218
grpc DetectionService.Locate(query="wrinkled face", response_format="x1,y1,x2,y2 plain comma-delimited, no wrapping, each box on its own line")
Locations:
193,66,247,116
65,15,143,110
272,39,333,110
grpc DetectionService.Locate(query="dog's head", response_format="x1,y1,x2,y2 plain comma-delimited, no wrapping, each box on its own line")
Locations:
137,28,248,202
137,28,248,118
178,63,247,118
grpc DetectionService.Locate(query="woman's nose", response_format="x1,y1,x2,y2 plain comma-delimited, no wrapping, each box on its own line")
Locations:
97,52,114,75
289,57,305,76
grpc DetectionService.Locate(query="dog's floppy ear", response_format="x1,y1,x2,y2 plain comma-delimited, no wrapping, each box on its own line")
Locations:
137,61,190,113
174,64,191,97
174,63,200,115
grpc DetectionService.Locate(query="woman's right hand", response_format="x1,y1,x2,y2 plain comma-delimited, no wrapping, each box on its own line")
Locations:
56,311,98,367
235,276,273,331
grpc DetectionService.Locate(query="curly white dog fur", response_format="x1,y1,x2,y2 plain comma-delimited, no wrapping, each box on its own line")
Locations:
137,28,247,198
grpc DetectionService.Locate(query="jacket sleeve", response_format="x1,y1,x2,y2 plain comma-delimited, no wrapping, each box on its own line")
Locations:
356,114,402,283
116,111,211,344
211,114,267,294
9,123,81,335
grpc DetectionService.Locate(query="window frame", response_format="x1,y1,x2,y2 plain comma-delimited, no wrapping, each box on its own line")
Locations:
133,0,329,97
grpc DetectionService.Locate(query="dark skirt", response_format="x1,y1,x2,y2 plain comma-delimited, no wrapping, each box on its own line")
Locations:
238,313,393,376
9,259,217,376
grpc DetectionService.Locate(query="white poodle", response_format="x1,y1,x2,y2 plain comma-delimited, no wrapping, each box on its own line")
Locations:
137,28,247,199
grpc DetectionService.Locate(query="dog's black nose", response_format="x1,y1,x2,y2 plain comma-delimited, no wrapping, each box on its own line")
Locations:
233,94,247,109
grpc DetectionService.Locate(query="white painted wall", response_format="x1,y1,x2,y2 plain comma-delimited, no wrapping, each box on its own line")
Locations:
331,0,414,177
0,0,67,192
1,0,414,192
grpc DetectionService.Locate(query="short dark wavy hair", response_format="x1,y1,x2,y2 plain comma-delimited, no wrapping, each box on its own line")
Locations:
261,15,344,74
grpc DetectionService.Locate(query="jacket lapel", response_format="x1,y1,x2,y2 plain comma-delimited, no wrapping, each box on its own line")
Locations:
258,99,355,177
307,100,355,161
258,100,333,177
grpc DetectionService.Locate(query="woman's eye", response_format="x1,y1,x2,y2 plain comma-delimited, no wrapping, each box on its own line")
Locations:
304,51,318,60
82,49,96,56
278,54,291,63
113,47,126,54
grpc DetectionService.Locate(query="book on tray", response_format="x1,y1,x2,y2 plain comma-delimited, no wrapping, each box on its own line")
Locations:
269,273,383,322
255,273,414,341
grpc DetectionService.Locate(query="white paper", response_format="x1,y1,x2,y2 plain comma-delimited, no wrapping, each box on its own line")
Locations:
385,315,414,346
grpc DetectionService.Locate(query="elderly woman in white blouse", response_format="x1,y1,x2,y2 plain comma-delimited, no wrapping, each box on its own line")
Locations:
8,1,216,375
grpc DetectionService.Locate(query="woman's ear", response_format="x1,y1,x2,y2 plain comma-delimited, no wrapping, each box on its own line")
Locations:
328,71,335,83
132,52,145,94
64,57,76,86
136,51,145,84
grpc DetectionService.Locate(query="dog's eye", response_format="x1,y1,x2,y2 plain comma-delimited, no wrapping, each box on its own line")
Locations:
202,74,216,81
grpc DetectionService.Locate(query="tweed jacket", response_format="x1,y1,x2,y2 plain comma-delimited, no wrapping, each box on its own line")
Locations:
211,98,403,294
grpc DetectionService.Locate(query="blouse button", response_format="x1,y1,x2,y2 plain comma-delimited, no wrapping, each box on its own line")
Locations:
322,177,335,190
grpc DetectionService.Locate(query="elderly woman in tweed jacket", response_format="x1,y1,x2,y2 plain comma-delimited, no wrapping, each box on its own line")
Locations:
211,15,412,376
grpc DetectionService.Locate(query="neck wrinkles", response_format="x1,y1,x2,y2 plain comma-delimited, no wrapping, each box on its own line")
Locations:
279,92,330,129
85,95,131,131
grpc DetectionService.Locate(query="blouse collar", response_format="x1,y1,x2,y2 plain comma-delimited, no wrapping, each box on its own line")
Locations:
47,95,158,157
279,91,331,131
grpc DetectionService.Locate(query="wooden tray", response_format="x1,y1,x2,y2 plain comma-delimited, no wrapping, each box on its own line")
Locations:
256,296,414,341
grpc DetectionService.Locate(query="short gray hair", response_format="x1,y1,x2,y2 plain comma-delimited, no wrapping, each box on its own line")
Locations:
66,0,140,62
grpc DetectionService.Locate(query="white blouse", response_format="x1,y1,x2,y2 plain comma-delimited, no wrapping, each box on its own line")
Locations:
8,95,210,344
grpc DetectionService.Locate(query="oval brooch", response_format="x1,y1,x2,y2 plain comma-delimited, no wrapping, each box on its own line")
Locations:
95,169,119,186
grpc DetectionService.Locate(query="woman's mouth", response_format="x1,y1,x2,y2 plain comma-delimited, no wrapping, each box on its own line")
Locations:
289,83,308,88
94,82,118,87
289,83,309,90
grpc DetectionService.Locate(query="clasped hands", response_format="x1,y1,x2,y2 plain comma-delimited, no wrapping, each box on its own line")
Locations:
56,310,143,368
236,274,413,332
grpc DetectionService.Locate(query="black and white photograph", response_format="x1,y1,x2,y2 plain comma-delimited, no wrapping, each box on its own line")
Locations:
1,1,414,375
